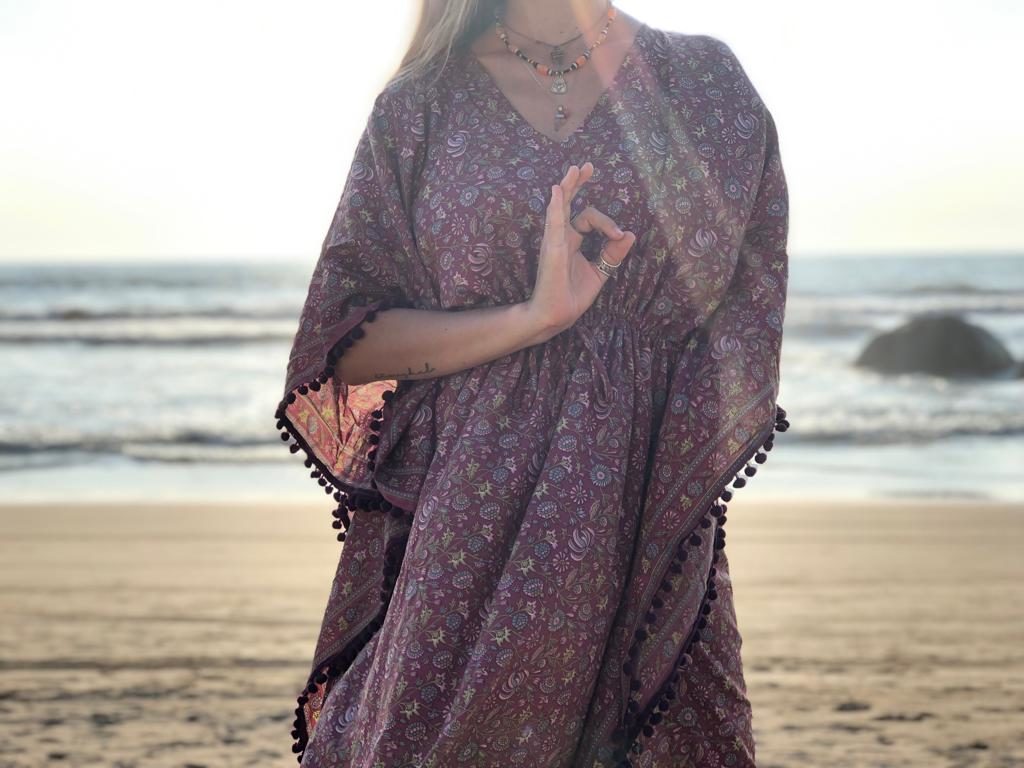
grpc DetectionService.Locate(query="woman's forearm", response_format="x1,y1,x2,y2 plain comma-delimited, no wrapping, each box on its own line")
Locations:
334,301,557,386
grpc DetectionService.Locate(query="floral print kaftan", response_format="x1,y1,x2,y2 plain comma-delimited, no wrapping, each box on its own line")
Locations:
276,20,790,768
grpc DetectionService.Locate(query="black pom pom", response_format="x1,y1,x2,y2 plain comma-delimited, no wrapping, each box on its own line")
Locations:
700,516,712,528
733,476,747,488
720,488,732,501
689,533,702,546
634,628,648,642
629,679,641,692
298,384,309,395
743,464,757,477
350,326,365,339
286,392,297,404
621,661,633,675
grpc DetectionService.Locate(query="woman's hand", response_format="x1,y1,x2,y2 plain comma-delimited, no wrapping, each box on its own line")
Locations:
526,162,637,340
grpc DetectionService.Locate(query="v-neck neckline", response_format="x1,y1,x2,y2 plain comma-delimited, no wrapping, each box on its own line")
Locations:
465,20,649,149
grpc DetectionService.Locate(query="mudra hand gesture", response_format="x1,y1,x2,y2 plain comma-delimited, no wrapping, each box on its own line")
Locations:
527,162,636,338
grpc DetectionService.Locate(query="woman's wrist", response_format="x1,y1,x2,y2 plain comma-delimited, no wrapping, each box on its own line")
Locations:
515,299,563,346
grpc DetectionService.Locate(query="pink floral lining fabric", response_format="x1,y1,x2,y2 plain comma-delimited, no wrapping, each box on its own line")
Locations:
276,20,789,768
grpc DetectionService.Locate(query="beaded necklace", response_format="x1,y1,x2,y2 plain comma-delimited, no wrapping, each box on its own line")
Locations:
492,3,618,94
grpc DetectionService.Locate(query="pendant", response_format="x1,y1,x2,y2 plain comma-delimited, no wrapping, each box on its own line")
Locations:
554,104,568,132
551,74,568,94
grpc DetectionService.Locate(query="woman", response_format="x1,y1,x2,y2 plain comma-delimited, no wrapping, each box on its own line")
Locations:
276,0,790,765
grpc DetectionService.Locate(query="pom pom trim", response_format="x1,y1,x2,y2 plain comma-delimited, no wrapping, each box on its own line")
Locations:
609,403,788,766
274,294,420,762
288,530,411,762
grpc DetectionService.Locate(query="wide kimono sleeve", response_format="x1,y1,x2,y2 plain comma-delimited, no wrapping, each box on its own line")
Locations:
277,83,437,762
687,104,790,461
608,100,793,757
274,83,433,506
645,100,791,529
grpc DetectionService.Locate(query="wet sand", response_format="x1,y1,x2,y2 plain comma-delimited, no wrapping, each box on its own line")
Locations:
0,498,1021,767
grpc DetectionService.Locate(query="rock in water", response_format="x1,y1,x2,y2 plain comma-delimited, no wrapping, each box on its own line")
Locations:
854,313,1017,378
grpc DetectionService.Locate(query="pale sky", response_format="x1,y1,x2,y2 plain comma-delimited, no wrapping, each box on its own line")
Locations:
0,0,1020,262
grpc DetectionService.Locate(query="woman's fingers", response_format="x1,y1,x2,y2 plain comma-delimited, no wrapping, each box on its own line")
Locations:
545,184,566,251
560,162,594,222
600,230,636,264
591,230,636,283
570,206,626,241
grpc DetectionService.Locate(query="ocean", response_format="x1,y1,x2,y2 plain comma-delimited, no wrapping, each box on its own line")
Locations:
1,254,1021,503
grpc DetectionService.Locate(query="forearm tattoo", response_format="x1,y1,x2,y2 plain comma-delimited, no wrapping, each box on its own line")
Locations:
372,362,437,380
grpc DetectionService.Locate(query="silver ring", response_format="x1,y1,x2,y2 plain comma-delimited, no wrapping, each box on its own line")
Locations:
596,253,620,278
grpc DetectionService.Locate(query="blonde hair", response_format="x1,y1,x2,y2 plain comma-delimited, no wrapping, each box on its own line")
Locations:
389,0,503,91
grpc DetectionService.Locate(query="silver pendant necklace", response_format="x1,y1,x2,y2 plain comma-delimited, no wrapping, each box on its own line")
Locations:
493,3,617,130
518,56,571,133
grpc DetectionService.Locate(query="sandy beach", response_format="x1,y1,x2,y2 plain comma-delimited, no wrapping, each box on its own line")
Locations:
0,497,1021,767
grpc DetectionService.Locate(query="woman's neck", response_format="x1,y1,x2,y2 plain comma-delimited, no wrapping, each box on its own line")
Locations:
500,0,612,42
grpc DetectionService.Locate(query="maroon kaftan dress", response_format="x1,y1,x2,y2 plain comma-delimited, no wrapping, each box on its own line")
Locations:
276,21,790,768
